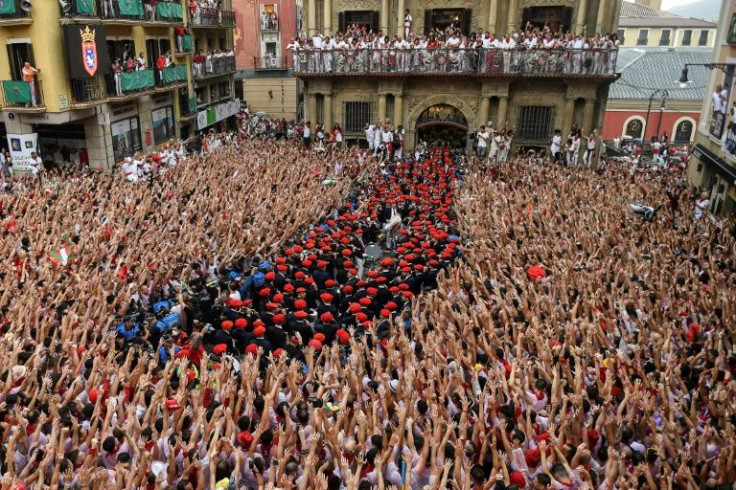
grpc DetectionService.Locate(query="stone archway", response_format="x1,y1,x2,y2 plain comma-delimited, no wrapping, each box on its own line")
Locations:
405,94,477,151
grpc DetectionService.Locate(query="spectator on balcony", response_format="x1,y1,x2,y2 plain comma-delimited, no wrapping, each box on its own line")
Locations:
261,10,270,30
21,61,40,108
403,9,412,39
112,59,123,96
188,0,197,22
124,56,136,73
205,51,213,74
145,0,156,21
156,53,167,71
100,0,114,18
136,52,146,70
271,11,278,30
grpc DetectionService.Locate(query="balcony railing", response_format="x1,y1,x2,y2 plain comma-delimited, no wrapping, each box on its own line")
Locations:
192,55,235,78
107,68,155,97
192,6,217,25
70,77,106,104
0,0,33,20
1,79,43,108
107,0,144,20
255,56,290,70
66,0,97,16
158,65,188,86
175,33,194,53
220,9,234,26
293,47,618,77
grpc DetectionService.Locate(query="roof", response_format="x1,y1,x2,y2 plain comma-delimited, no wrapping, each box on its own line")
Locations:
610,47,712,100
619,1,716,28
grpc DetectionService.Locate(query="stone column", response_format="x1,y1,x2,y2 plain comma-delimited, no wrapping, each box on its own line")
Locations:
582,98,595,134
478,96,490,128
306,0,315,35
323,0,331,34
507,0,518,31
397,0,405,38
561,97,575,134
378,93,387,123
596,0,607,35
576,0,588,33
394,93,404,127
497,96,509,128
307,92,318,122
380,0,389,35
488,2,498,34
324,92,333,130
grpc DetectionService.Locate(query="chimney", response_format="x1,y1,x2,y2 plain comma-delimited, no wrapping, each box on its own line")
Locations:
635,0,663,11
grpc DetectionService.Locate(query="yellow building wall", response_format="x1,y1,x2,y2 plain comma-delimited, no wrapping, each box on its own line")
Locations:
620,26,716,47
243,77,298,119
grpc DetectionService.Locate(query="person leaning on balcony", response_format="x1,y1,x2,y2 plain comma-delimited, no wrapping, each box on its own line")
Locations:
137,52,146,70
145,0,156,21
21,62,39,108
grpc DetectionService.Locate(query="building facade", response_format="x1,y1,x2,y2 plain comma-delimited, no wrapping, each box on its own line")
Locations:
0,0,236,171
617,1,716,49
688,0,736,215
602,47,711,145
297,0,621,152
233,0,300,119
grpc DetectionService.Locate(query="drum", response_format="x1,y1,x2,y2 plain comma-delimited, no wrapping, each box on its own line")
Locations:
364,243,382,263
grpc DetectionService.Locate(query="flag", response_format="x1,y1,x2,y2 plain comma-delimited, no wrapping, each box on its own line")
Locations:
49,246,77,266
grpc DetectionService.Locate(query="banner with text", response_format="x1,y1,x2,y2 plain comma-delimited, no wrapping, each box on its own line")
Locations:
7,133,38,172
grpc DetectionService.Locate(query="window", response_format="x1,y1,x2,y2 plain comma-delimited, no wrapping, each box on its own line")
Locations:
217,81,231,99
624,119,643,139
636,29,649,46
344,101,372,133
517,106,553,141
698,30,708,46
659,29,670,46
674,120,693,143
728,14,736,46
6,42,35,81
617,29,625,44
111,116,142,162
425,9,472,37
338,10,379,34
146,38,171,68
521,7,573,33
681,29,692,46
152,105,175,144
108,40,135,65
260,4,278,31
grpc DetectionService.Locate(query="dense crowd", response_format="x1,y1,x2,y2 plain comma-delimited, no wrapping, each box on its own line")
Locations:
0,131,734,490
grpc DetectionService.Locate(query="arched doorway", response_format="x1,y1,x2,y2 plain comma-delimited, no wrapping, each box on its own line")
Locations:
415,104,468,148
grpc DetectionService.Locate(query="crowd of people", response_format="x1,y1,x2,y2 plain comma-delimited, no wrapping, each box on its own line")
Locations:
0,120,735,490
289,20,619,75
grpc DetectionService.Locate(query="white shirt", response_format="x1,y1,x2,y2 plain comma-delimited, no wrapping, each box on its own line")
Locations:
551,134,562,153
694,198,710,219
312,35,323,49
477,130,489,148
404,13,412,28
28,156,42,175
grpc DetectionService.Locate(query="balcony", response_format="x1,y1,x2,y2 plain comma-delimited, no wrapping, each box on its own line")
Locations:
1,80,45,112
155,1,183,22
190,6,235,27
106,68,156,99
175,33,194,55
157,65,188,88
0,0,33,25
254,56,290,71
294,47,618,79
192,55,235,79
70,77,107,107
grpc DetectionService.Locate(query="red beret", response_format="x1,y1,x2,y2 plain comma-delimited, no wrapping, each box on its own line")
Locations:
273,348,285,358
275,257,286,264
314,333,326,342
386,301,398,311
259,288,271,297
320,293,333,303
273,313,286,325
294,299,307,310
272,293,284,303
234,318,248,329
221,320,234,331
265,271,276,281
245,344,258,355
238,431,254,447
277,265,288,272
293,245,303,253
342,249,352,257
380,309,391,318
294,311,308,320
308,339,322,350
283,284,295,292
302,260,312,268
325,279,335,287
320,312,334,323
254,326,266,337
317,260,328,268
356,312,368,322
213,344,227,355
349,303,362,313
266,302,279,310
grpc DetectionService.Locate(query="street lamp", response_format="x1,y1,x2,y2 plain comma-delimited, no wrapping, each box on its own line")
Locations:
678,63,736,88
644,89,668,142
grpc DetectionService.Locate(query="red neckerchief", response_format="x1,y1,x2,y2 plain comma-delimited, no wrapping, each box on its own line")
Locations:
360,464,374,478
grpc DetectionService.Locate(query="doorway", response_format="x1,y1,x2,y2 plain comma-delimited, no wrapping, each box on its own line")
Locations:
415,103,468,149
424,9,472,37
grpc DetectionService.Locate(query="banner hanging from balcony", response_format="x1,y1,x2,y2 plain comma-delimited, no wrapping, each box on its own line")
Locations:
118,0,144,17
162,65,187,84
156,1,183,20
2,81,31,105
63,24,110,79
0,0,17,14
121,70,155,92
76,0,95,15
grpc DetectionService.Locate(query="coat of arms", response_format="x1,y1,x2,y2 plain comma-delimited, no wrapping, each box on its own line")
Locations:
81,26,98,77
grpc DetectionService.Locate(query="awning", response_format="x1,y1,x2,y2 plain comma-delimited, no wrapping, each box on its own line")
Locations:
692,144,736,185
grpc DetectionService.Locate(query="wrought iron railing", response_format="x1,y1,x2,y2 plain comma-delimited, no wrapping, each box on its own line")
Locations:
254,56,290,69
192,55,235,78
292,47,618,76
70,77,106,103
